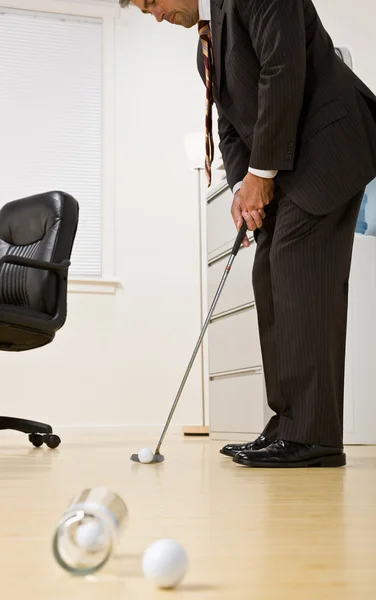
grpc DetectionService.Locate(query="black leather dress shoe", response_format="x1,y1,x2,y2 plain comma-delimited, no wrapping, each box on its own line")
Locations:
232,440,346,468
220,435,271,458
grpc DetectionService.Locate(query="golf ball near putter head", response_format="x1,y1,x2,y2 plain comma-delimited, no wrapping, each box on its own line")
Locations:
138,448,154,463
142,539,188,589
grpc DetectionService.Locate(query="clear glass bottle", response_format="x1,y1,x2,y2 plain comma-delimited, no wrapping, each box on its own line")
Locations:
52,487,129,575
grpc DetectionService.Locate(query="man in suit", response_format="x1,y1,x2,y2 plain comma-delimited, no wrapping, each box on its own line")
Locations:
120,0,376,467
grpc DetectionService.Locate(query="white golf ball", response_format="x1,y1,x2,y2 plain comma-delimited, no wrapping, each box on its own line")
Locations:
138,448,154,463
142,539,188,589
75,520,106,553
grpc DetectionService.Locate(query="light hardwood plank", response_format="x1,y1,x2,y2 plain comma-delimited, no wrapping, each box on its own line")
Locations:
0,430,375,599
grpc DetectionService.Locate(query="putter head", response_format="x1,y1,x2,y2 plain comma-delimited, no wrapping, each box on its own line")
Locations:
130,452,165,464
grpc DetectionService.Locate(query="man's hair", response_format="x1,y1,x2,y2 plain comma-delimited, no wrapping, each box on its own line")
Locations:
119,0,131,6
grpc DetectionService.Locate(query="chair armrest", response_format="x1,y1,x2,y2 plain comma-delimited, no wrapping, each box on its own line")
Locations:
0,255,71,331
0,255,70,273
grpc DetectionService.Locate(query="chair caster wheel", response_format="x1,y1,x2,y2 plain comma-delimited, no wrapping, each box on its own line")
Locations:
29,433,44,448
44,434,61,449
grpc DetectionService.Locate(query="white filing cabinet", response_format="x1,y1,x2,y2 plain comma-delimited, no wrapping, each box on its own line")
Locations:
206,180,376,444
206,180,272,441
344,234,376,444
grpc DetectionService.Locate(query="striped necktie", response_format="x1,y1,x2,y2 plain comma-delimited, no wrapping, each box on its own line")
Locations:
198,20,215,187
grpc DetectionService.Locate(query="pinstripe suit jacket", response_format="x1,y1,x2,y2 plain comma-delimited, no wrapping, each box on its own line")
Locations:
197,0,376,214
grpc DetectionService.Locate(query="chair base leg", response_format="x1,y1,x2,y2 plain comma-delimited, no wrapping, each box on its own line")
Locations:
0,416,53,435
0,416,61,449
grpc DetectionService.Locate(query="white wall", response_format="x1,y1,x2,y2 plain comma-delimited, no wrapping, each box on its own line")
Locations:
313,0,376,93
1,3,211,429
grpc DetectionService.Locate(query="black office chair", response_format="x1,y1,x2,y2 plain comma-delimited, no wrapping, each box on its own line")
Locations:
0,191,79,448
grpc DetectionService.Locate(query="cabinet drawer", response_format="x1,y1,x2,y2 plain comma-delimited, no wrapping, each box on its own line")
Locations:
207,186,236,257
209,370,265,434
209,306,262,374
208,243,256,315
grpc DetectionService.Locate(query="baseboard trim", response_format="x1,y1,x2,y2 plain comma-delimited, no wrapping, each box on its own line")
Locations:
45,424,183,434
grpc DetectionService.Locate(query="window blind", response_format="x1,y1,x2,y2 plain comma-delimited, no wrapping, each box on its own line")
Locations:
0,9,102,277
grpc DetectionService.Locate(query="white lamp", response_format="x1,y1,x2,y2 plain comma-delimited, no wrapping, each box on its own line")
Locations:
184,131,225,173
182,132,210,437
183,132,205,169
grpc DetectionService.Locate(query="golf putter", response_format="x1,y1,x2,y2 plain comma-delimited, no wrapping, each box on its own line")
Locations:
130,220,249,463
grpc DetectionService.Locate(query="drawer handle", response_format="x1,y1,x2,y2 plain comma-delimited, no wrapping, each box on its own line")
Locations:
208,237,254,266
207,182,229,202
210,366,263,380
210,301,256,322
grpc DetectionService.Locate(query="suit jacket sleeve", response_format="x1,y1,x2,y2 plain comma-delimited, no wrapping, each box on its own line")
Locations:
247,0,306,170
217,105,251,192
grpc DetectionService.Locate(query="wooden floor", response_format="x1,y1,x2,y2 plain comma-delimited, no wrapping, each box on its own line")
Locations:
1,429,375,600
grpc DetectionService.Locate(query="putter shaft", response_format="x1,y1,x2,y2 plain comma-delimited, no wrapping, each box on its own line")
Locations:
154,253,236,455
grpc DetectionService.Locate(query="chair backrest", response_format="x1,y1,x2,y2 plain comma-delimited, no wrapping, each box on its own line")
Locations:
0,191,79,315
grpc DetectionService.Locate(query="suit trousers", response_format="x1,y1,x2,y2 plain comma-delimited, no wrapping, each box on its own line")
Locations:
252,185,364,448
